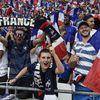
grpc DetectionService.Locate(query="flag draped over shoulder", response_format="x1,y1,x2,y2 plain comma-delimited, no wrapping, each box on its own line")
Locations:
83,50,100,93
88,30,100,53
76,30,100,53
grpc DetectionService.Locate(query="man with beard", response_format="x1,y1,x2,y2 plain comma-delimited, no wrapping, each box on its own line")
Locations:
68,21,100,100
0,26,46,99
75,14,100,53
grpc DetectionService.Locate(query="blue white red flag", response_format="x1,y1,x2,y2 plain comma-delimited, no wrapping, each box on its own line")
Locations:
83,50,100,93
58,10,64,26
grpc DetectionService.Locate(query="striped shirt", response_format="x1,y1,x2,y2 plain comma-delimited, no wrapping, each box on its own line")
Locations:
71,42,97,75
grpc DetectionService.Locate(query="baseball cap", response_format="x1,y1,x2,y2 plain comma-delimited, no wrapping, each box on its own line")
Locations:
78,21,89,29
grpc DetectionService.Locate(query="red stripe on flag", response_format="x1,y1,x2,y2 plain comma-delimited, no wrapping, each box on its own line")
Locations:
38,91,43,96
53,41,67,60
83,57,100,93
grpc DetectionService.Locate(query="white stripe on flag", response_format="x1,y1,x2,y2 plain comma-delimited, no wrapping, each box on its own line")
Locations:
52,37,64,48
50,14,55,24
52,23,60,33
66,42,70,53
97,50,100,58
58,12,64,22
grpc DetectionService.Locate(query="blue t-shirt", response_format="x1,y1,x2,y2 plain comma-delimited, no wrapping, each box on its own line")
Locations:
63,25,76,52
58,61,71,80
63,25,76,43
8,39,33,78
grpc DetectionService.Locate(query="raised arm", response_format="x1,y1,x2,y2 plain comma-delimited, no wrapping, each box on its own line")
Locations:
32,32,46,46
49,47,64,74
0,36,8,47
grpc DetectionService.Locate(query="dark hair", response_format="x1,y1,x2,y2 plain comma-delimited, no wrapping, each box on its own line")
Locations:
78,21,89,29
83,14,93,21
64,14,71,20
38,48,51,57
14,27,26,34
14,26,31,40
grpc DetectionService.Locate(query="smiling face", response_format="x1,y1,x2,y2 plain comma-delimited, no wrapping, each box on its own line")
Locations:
78,24,91,37
38,49,52,72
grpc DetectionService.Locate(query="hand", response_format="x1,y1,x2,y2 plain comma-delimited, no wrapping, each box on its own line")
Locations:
68,54,79,68
49,46,55,56
46,43,52,49
70,54,79,62
8,78,17,85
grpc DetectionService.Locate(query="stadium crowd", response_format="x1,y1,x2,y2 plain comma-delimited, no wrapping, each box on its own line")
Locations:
0,0,100,100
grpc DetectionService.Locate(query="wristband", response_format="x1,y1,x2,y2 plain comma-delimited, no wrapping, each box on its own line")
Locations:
14,77,18,80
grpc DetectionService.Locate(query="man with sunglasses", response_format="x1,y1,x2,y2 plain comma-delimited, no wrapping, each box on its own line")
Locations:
0,26,46,99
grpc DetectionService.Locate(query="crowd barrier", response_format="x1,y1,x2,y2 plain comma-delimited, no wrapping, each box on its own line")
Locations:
0,83,100,100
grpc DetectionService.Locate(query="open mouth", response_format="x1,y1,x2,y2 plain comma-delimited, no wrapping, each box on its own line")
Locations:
44,62,48,66
18,38,22,41
43,62,49,66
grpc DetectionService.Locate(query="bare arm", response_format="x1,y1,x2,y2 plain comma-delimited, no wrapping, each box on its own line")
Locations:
0,50,4,59
9,67,28,85
0,36,8,47
32,32,46,46
59,25,66,37
5,32,14,40
30,45,38,54
68,54,79,69
49,47,64,74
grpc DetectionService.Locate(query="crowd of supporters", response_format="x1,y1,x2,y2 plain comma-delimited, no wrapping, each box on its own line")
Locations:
0,0,100,100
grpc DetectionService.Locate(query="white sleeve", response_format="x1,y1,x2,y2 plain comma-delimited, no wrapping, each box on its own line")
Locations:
0,42,5,51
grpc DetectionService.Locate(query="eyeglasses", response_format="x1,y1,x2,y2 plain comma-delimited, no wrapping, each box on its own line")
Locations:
15,33,24,37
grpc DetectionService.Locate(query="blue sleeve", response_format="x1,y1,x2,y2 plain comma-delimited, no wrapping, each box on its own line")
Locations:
48,63,56,74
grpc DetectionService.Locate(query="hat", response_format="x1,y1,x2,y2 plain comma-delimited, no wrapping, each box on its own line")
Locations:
78,21,89,29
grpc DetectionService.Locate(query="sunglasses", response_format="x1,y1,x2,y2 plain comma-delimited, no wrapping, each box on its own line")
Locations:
15,33,24,37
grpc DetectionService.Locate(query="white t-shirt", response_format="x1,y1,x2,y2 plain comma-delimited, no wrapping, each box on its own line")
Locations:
30,46,42,63
0,42,8,77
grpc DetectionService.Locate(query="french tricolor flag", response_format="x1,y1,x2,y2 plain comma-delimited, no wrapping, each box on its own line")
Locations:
50,11,58,25
52,37,68,60
83,50,100,93
50,12,60,33
58,10,64,26
50,10,64,27
35,16,68,60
